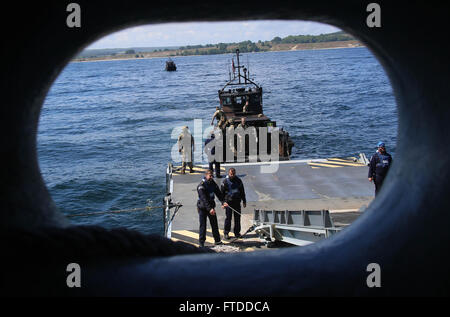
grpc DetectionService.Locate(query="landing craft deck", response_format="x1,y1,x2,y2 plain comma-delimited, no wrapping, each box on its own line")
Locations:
164,157,374,251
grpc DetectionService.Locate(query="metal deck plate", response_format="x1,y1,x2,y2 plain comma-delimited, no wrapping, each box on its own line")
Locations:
168,158,374,248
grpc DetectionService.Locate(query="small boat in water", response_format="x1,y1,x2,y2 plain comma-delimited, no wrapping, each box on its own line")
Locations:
165,59,177,71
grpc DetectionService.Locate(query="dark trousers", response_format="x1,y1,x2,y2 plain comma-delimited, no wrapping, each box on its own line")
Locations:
181,161,193,173
198,208,221,243
209,161,221,176
224,202,241,236
374,176,385,196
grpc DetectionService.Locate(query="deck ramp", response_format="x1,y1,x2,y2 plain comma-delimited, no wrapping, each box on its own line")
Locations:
165,157,374,249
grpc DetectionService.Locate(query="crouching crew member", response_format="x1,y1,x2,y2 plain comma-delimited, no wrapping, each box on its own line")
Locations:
368,141,393,196
197,169,224,247
221,168,246,239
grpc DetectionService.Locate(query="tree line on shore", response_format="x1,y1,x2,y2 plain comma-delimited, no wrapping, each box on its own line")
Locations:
174,31,354,56
75,31,356,61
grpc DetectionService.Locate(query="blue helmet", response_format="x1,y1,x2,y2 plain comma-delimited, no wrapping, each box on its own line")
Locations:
377,141,385,148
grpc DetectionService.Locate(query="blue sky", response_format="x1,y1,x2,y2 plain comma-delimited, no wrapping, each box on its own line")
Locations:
87,20,340,49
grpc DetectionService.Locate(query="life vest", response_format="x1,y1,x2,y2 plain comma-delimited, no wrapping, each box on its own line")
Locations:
375,152,391,175
205,137,216,156
225,176,241,200
200,178,215,201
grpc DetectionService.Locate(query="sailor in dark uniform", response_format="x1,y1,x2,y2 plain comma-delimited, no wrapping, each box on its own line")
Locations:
221,168,246,239
204,131,221,178
197,169,224,247
368,141,393,196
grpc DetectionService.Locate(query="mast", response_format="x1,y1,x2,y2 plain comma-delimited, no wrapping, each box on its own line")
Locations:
236,49,241,84
220,49,259,91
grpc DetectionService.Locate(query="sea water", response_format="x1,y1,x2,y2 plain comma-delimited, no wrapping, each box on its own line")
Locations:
38,47,397,234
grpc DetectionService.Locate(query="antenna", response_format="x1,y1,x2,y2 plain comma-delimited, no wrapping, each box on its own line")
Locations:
247,55,250,80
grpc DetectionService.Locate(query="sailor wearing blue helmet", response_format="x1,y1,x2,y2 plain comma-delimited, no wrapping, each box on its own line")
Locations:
368,141,393,196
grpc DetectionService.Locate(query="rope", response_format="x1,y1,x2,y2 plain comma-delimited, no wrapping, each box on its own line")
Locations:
168,203,182,226
67,203,181,218
223,203,255,243
224,203,243,216
228,225,256,243
2,225,216,264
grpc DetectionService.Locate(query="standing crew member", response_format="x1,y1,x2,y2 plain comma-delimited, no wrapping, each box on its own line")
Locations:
237,117,248,129
221,168,246,239
236,117,249,159
197,170,224,247
178,126,195,174
368,141,393,196
204,131,221,178
225,120,237,160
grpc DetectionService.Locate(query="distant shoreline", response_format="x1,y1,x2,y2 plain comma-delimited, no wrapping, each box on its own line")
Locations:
71,40,364,63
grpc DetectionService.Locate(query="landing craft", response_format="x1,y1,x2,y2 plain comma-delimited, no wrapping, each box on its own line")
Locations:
215,49,294,161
